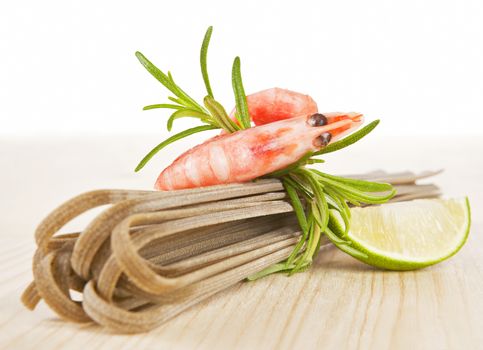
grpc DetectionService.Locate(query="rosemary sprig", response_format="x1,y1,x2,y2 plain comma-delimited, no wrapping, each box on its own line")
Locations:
134,27,239,171
135,52,206,114
204,96,240,133
200,26,214,98
250,166,394,278
232,57,251,129
142,104,182,111
135,125,218,172
314,119,380,156
166,109,210,132
134,26,396,278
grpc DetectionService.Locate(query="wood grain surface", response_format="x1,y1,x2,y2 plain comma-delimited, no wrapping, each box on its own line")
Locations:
1,134,482,349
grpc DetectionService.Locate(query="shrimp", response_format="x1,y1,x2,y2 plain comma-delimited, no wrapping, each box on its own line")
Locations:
229,87,318,126
155,112,363,190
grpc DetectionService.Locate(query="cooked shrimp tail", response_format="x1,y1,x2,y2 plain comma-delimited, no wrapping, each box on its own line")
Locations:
229,87,318,126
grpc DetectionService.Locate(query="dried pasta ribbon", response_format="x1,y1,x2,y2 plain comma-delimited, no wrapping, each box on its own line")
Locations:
21,171,441,333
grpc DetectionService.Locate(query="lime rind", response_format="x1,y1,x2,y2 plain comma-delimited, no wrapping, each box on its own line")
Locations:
331,197,471,270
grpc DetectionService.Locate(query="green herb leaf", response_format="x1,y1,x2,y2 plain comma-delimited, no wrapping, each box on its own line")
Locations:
231,57,251,129
313,170,394,193
143,104,183,111
317,175,396,203
247,263,293,281
168,96,185,105
135,51,205,112
328,208,349,238
283,180,308,233
288,174,313,200
203,96,240,133
314,119,380,156
306,158,325,165
267,152,315,177
134,125,219,172
337,242,368,259
283,179,311,267
324,226,349,245
166,109,210,131
200,26,214,98
305,224,322,261
325,187,351,235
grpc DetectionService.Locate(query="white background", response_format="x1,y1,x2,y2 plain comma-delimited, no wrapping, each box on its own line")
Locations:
1,3,482,346
1,0,483,138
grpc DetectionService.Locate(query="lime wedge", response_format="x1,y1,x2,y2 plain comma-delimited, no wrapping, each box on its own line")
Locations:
337,198,471,270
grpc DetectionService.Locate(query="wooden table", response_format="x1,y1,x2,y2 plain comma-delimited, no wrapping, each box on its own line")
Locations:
1,134,482,349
